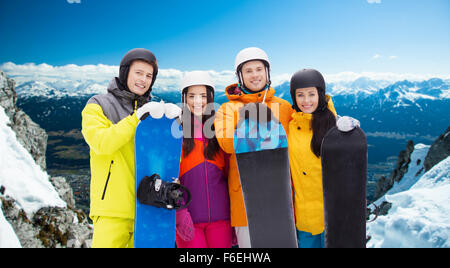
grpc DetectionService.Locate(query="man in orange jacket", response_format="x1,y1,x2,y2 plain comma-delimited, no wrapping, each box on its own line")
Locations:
214,47,294,247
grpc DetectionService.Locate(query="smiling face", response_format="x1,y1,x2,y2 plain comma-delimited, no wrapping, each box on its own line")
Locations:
186,85,207,117
127,60,154,96
241,60,267,92
295,87,319,114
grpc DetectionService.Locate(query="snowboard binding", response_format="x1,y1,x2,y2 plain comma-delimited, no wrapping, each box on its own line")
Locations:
137,174,191,210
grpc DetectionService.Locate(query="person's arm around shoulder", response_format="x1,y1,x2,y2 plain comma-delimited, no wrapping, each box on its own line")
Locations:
214,102,239,154
272,97,295,136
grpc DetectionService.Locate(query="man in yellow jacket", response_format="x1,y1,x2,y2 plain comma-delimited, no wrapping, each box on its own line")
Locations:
82,48,163,248
214,47,294,247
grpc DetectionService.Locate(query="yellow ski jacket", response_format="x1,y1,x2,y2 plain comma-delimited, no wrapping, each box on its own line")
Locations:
81,78,144,220
287,95,337,235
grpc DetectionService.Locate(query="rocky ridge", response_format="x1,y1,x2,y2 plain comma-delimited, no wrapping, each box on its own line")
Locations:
0,71,92,248
371,126,449,217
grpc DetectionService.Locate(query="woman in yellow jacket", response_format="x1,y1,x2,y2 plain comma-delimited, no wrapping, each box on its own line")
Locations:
288,68,360,248
214,47,293,247
287,69,337,248
81,48,175,248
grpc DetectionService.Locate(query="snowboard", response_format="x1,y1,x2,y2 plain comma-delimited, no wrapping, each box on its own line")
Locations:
321,126,367,248
134,115,183,248
233,104,297,248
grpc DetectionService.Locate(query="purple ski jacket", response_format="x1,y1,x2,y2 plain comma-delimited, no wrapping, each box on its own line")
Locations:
179,135,230,224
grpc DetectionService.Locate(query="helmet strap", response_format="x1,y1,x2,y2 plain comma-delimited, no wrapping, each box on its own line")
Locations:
265,66,271,87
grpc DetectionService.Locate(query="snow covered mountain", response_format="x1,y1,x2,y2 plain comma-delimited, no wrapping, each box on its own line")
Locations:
276,78,449,170
0,105,65,247
14,76,449,169
0,105,65,215
0,103,92,248
15,79,109,98
367,144,449,248
1,71,92,248
2,63,449,199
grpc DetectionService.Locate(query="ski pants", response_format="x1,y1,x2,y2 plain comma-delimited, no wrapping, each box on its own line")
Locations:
297,230,324,248
176,220,233,248
91,216,134,248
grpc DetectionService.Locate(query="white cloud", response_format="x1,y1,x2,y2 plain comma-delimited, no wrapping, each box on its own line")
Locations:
0,62,238,93
0,62,117,83
67,0,81,3
1,62,449,95
367,0,381,4
371,54,398,61
0,62,294,92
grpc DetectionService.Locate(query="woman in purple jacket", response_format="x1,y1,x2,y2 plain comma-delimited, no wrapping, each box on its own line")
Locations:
175,71,232,248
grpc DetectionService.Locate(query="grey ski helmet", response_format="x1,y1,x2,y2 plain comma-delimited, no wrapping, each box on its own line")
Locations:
119,48,158,93
290,69,327,112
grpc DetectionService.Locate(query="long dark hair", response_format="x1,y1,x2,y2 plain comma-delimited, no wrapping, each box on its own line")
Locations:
181,86,220,160
310,90,336,157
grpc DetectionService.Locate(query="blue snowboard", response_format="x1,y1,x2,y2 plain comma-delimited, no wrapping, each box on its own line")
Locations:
134,115,182,248
234,104,297,248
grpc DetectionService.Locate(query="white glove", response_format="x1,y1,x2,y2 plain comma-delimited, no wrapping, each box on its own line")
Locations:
136,101,164,120
336,115,360,132
164,103,182,119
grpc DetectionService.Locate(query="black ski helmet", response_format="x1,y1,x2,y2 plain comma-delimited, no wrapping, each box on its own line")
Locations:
290,68,327,112
118,48,158,93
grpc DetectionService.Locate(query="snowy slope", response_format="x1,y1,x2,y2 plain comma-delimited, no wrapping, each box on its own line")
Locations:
0,105,66,247
0,105,66,214
0,208,21,248
367,144,450,248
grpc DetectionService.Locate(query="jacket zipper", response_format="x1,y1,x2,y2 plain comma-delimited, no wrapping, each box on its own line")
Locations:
101,160,114,200
203,139,211,223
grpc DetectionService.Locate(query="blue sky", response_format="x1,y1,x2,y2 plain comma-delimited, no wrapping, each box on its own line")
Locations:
0,0,449,76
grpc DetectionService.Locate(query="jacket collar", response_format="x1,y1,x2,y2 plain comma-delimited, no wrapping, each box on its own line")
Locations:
225,83,275,104
108,78,149,109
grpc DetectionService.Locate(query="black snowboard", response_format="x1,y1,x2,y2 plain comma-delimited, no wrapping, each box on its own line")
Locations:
321,126,367,248
234,104,297,248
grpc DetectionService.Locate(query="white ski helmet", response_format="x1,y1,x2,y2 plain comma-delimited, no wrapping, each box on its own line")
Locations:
234,47,271,88
181,71,215,92
234,47,270,71
180,71,215,104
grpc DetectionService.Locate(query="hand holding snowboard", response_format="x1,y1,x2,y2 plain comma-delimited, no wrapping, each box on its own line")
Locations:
136,101,182,120
134,103,184,248
234,103,297,248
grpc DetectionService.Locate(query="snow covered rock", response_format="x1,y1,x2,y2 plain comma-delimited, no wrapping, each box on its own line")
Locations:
0,71,92,248
0,70,47,170
367,124,450,248
373,140,415,201
424,126,450,172
367,156,450,248
0,200,21,248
